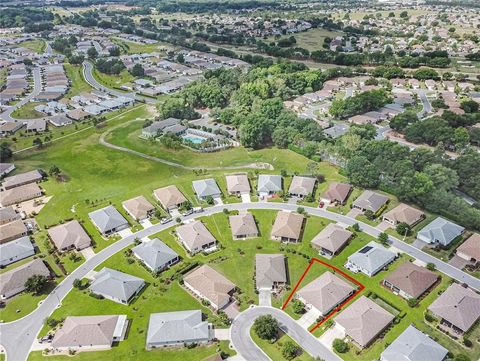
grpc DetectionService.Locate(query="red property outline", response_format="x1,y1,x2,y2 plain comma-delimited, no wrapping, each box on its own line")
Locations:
281,258,365,332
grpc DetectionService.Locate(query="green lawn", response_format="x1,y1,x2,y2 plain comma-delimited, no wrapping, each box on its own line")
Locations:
264,27,343,52
19,39,46,53
93,68,134,90
64,63,92,98
11,101,46,119
111,38,169,55
251,330,315,361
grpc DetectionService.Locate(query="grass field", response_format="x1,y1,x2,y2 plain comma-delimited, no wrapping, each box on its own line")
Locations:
264,28,343,52
111,38,170,55
93,68,134,90
19,39,46,54
251,330,315,361
11,101,46,119
64,63,92,98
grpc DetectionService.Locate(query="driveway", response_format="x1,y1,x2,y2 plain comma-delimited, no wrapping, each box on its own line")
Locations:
346,208,361,218
297,308,322,329
214,197,224,205
214,328,231,341
377,221,392,231
241,193,251,203
412,238,429,250
449,255,470,269
140,219,153,228
258,289,272,307
118,228,133,238
224,302,240,320
80,247,95,261
318,324,345,350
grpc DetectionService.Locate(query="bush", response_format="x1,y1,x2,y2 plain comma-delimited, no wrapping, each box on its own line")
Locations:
292,299,304,314
407,298,419,308
282,341,300,360
253,315,279,340
424,313,436,322
333,338,348,353
463,338,472,348
426,263,436,271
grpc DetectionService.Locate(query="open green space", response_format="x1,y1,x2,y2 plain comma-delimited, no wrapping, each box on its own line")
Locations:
92,67,134,90
64,63,92,98
111,38,169,55
251,330,315,361
19,39,46,54
11,101,46,119
264,27,343,52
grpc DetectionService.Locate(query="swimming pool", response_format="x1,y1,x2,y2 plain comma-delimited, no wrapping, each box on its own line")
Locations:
182,135,206,144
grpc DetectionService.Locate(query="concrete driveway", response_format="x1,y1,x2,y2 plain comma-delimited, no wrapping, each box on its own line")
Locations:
297,308,322,329
214,197,224,205
80,247,95,260
214,328,231,340
346,208,362,218
241,193,251,203
140,219,153,228
258,289,272,307
377,221,392,231
412,238,429,250
118,228,133,238
318,324,345,350
449,255,470,269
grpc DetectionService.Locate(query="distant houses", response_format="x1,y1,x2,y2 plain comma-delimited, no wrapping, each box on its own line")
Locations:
1,169,43,190
88,206,129,236
417,217,465,247
345,241,396,277
132,238,180,273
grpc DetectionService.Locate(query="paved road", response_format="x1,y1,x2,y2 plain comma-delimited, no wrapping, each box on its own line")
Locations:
1,202,479,361
415,89,432,119
44,42,53,56
230,306,342,361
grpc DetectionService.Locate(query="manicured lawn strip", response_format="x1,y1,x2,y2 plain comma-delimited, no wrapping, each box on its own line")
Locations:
64,63,92,98
251,330,315,361
11,101,46,119
19,39,46,53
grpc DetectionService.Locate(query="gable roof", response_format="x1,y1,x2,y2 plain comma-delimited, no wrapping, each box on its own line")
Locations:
0,182,42,206
0,206,20,225
47,220,91,250
380,325,448,361
321,182,352,204
132,238,179,271
192,178,221,198
257,175,282,193
288,176,316,196
153,185,187,209
335,295,394,347
226,174,250,193
255,254,287,289
0,219,27,243
353,190,389,213
271,211,304,240
417,217,465,246
383,204,425,226
384,262,438,299
88,206,128,234
311,223,352,254
122,196,154,219
229,213,258,237
347,241,396,275
0,259,50,296
456,233,480,261
176,221,216,250
90,268,144,303
428,283,480,332
0,236,34,265
2,169,42,189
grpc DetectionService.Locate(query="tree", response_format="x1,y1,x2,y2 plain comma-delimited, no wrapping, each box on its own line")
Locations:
454,355,471,361
346,156,380,188
0,142,13,160
109,46,121,56
130,63,145,77
396,222,411,237
205,195,215,205
426,262,436,271
87,46,98,60
292,299,304,314
33,137,43,148
177,53,185,63
453,127,470,151
460,100,478,113
49,165,61,177
378,232,389,245
282,341,300,360
407,297,419,307
24,275,49,295
253,315,279,340
73,278,82,289
424,164,459,191
332,339,348,353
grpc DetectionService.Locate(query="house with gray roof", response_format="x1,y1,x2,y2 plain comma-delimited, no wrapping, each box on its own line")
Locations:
288,176,316,198
255,254,287,291
417,217,465,247
0,259,50,299
132,238,179,272
141,118,181,138
0,163,15,177
380,325,448,361
2,169,43,190
47,220,91,252
257,175,282,198
192,179,222,200
88,205,129,236
345,241,397,277
90,268,145,305
0,206,20,225
324,124,349,139
311,223,353,257
146,310,211,349
352,190,389,215
0,236,34,267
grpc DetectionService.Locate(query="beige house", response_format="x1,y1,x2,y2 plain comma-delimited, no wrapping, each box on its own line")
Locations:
320,182,352,205
455,233,480,266
229,213,258,240
0,219,28,244
0,183,43,207
225,174,250,195
0,259,50,299
383,262,438,300
2,169,43,190
122,196,155,221
184,265,236,310
288,176,316,198
0,206,21,225
47,220,92,252
311,223,352,257
382,204,425,227
153,185,187,211
255,254,287,291
271,211,305,243
176,221,216,254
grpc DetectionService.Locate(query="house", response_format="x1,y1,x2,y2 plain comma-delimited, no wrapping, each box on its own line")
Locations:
176,220,216,254
0,206,20,225
0,219,28,244
335,295,395,348
192,179,222,201
0,236,35,267
88,205,129,236
296,271,355,316
428,283,480,336
47,220,92,252
153,185,187,211
255,254,287,291
345,241,396,277
320,182,352,205
141,118,182,138
383,262,438,299
0,259,50,299
0,163,15,177
324,124,349,139
225,174,250,195
90,268,145,304
122,196,155,221
288,176,316,198
271,211,305,243
417,217,465,247
132,238,179,272
455,233,480,266
380,325,448,361
51,315,128,351
184,265,236,310
229,213,258,239
2,169,43,190
146,310,210,349
0,122,23,137
26,119,47,133
0,183,43,207
352,190,389,215
257,175,282,198
49,114,72,127
66,108,89,121
382,204,425,227
311,223,353,257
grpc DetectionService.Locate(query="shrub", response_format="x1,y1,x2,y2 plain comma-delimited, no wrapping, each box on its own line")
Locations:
424,313,436,322
333,338,348,353
292,299,304,314
426,263,436,271
282,341,300,360
463,338,472,348
407,298,419,308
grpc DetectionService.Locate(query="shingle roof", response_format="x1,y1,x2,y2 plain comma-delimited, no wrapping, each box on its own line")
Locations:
0,219,27,243
321,182,352,204
311,223,352,254
0,206,20,225
132,238,179,271
352,190,389,213
347,241,396,275
255,254,287,290
88,206,128,234
288,176,316,196
257,175,282,193
90,268,144,303
226,174,250,193
122,196,154,220
0,183,42,206
271,211,304,240
0,236,34,265
0,259,50,297
383,204,424,226
153,185,187,209
2,169,42,189
417,217,465,246
229,213,258,237
47,220,91,250
176,221,216,251
192,178,221,198
384,262,438,299
456,233,480,262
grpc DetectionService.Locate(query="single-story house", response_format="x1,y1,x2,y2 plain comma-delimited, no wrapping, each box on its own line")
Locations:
132,238,180,272
184,265,236,310
47,220,92,252
0,183,43,207
88,206,129,236
383,261,438,300
297,271,355,316
192,179,222,200
225,174,250,195
141,118,182,138
90,268,145,305
417,217,465,247
320,182,353,205
382,203,425,227
255,254,287,291
52,315,128,351
0,163,15,177
345,241,397,277
0,206,21,225
335,295,395,348
66,108,89,121
380,325,448,361
0,236,35,267
229,213,258,240
26,119,47,133
2,169,43,190
311,223,353,257
146,310,210,349
257,175,282,198
176,220,216,254
0,259,50,299
0,219,28,244
455,233,480,266
428,283,480,336
49,114,73,127
154,185,188,211
271,211,305,243
288,176,316,198
352,190,389,215
122,196,155,221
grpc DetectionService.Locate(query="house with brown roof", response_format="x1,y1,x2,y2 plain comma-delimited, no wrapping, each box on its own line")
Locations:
255,254,287,291
225,174,250,195
0,259,50,299
335,295,395,348
297,271,355,316
229,213,258,240
455,233,480,266
320,182,353,205
288,176,316,199
176,221,216,254
271,211,305,243
0,206,20,225
0,183,43,207
184,264,236,310
153,185,187,211
0,219,28,244
311,223,353,257
428,283,480,336
383,262,438,300
382,204,425,227
122,195,155,221
47,220,92,252
52,315,128,351
2,169,43,190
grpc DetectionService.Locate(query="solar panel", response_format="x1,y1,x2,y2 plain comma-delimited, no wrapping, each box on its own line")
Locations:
359,246,373,254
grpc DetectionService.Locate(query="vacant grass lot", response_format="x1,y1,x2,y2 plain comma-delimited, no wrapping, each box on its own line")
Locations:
93,68,134,90
265,28,343,52
11,101,46,119
111,38,169,55
64,63,92,98
19,39,46,54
